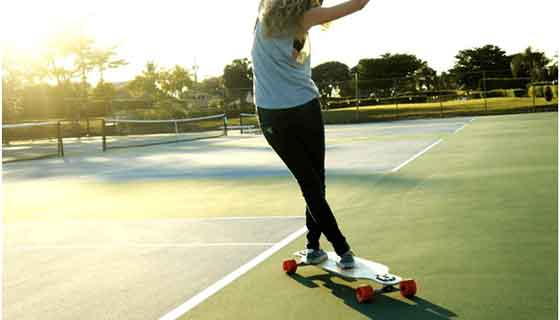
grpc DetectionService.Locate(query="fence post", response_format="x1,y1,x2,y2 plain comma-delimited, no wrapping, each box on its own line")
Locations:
101,119,107,152
355,72,360,122
240,114,244,134
437,81,443,117
482,71,488,112
57,121,64,157
532,84,536,112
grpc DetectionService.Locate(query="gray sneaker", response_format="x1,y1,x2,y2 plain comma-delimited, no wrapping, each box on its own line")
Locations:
337,250,355,269
306,249,328,264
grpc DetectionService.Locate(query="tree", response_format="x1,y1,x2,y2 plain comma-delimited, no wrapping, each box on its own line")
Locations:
353,53,427,97
510,47,551,81
93,81,116,100
449,44,511,89
414,65,437,91
2,49,68,121
90,46,128,83
199,76,224,94
436,72,459,91
125,63,196,117
159,65,194,100
2,56,24,122
89,81,116,117
312,61,352,97
223,58,253,108
70,35,96,101
547,54,558,82
127,61,162,101
42,33,79,86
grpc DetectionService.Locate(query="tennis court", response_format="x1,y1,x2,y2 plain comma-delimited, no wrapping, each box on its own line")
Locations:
2,112,557,319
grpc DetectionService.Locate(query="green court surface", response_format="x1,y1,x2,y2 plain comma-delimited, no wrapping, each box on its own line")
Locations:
183,113,557,319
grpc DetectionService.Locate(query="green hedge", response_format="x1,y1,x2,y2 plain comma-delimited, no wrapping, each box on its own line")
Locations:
528,84,558,98
480,89,526,98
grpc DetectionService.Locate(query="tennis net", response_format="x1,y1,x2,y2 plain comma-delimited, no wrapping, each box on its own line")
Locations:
2,121,64,163
239,113,260,134
102,114,228,150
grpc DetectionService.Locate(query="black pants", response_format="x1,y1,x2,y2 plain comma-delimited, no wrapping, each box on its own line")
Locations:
258,99,351,256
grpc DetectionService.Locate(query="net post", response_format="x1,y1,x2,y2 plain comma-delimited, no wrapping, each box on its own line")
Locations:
57,121,64,157
223,114,228,136
102,119,107,152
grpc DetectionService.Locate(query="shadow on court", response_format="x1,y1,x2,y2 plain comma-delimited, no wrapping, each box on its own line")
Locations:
3,117,464,183
1,137,276,182
289,273,457,320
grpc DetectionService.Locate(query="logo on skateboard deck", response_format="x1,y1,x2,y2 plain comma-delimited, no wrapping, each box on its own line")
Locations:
376,274,397,282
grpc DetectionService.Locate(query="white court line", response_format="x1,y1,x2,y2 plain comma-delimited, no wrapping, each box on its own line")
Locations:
328,121,471,132
159,226,307,320
159,118,476,319
4,216,304,226
188,216,303,222
6,242,276,252
453,124,467,134
390,118,474,172
391,139,444,173
453,118,476,134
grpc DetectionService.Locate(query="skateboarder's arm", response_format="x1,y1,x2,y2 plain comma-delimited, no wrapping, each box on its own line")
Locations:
302,0,370,31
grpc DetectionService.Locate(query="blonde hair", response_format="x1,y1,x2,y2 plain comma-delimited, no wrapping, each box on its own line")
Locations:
258,0,322,38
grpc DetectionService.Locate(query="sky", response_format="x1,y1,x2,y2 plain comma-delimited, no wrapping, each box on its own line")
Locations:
1,0,558,83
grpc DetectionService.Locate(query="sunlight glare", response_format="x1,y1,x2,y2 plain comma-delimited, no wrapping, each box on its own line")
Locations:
1,1,89,57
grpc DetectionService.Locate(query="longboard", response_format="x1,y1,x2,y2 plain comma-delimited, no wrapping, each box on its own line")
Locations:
283,250,417,303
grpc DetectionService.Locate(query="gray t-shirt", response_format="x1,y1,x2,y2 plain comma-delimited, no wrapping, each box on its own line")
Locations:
251,21,320,109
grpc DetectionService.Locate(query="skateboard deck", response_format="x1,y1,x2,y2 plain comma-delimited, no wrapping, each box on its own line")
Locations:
293,250,401,286
283,250,417,303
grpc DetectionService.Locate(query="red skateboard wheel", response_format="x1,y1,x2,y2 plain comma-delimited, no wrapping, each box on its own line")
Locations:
282,259,297,274
399,279,417,298
355,285,374,303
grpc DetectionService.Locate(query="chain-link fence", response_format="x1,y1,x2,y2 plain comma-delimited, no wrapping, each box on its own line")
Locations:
314,72,557,123
2,72,557,132
2,71,557,161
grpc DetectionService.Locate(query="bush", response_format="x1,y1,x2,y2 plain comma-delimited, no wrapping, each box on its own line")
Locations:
528,83,558,98
483,78,530,90
468,89,525,99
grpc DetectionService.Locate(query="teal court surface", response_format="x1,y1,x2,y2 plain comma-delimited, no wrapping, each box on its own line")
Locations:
2,112,557,320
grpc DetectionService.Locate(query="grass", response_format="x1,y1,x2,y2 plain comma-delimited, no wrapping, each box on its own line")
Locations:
183,112,557,320
324,97,558,124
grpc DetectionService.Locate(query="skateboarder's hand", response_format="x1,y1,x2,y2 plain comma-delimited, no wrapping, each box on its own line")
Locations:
303,0,371,31
354,0,370,10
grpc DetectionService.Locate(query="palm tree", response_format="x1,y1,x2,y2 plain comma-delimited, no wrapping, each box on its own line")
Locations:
42,34,77,86
91,46,128,84
510,47,550,81
414,65,437,91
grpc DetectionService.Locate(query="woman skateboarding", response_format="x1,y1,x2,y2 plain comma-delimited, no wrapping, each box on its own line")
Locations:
251,0,370,269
